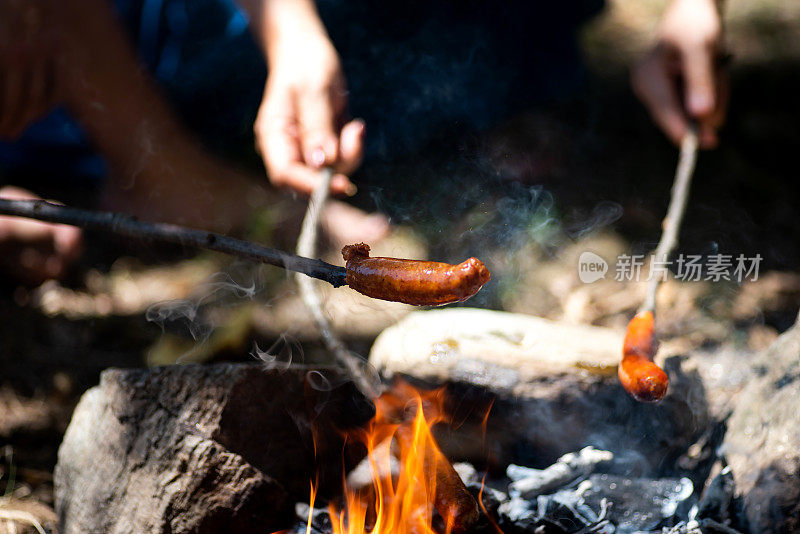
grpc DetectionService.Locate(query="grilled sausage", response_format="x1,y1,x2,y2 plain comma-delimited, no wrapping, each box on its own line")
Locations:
619,310,669,402
342,243,490,306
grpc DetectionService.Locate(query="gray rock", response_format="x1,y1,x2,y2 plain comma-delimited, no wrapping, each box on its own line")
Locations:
55,363,374,533
370,308,710,472
722,314,800,533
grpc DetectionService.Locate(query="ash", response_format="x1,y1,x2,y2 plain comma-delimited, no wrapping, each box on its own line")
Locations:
284,448,745,534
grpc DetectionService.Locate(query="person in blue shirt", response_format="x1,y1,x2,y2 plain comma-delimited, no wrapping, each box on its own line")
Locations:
0,0,726,285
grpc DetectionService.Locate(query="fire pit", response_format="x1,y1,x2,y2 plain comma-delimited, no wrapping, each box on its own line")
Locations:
53,307,799,534
271,375,720,534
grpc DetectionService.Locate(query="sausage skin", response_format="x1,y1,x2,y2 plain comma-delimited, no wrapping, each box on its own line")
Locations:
618,310,669,402
342,243,491,306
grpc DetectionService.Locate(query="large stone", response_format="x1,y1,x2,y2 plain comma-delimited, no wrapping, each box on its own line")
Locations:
370,308,710,473
55,363,373,534
722,314,800,533
371,307,623,385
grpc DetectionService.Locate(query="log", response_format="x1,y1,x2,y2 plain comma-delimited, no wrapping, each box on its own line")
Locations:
54,363,374,533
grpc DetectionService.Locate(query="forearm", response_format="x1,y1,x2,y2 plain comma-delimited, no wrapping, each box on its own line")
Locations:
236,0,330,65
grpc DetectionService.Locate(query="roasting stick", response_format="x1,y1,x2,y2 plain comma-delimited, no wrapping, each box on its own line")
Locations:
641,126,700,314
0,197,348,286
620,126,698,403
295,168,381,399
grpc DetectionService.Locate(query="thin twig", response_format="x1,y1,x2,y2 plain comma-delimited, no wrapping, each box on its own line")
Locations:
0,198,348,287
641,127,699,314
295,168,381,399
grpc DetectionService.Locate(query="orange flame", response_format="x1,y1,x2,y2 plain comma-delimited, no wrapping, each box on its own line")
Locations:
309,380,489,534
307,478,318,534
330,381,447,533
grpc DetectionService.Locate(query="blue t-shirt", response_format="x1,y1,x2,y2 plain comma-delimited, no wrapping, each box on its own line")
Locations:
0,0,602,184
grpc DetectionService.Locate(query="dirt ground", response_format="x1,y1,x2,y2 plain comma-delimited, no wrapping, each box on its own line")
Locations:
2,1,800,531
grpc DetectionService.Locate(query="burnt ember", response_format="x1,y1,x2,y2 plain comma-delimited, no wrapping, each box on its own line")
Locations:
281,449,745,534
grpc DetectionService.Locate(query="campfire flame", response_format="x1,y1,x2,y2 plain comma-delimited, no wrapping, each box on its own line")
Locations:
307,380,488,534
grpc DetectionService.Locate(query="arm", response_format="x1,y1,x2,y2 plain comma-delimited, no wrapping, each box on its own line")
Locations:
239,0,365,195
0,0,60,139
631,0,727,148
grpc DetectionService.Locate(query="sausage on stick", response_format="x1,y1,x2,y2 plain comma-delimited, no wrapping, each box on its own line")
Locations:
619,127,698,403
342,243,491,306
619,310,668,402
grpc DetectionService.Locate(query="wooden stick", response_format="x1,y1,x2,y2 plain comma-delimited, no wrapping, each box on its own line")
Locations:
0,198,348,287
295,169,381,399
641,127,699,314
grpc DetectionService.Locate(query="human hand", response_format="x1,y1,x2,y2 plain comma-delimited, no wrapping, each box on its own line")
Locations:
254,24,364,196
0,0,59,139
631,0,727,148
0,186,83,286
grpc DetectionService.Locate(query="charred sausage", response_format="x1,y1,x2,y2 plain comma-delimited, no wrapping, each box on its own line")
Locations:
342,243,490,306
619,310,669,402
